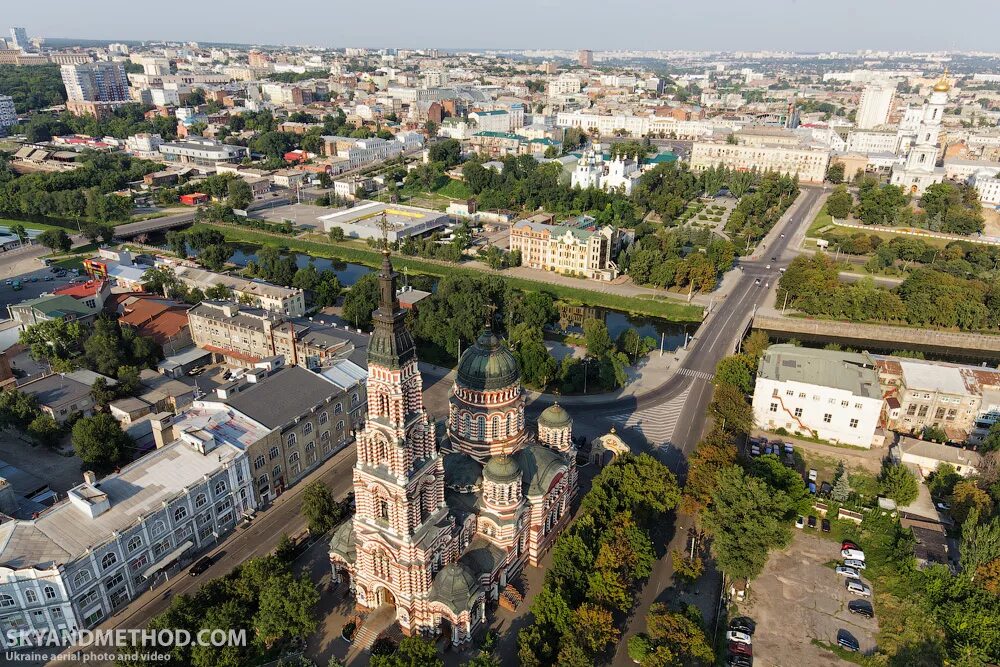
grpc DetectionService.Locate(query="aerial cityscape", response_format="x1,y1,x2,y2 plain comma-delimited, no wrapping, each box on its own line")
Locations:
0,10,1000,667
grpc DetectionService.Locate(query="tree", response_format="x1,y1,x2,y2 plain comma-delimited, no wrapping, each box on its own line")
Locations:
199,244,230,272
328,227,345,242
19,318,87,367
714,354,754,394
742,330,771,361
878,461,919,506
27,413,62,446
370,636,443,667
37,228,71,252
301,481,342,535
671,549,705,583
580,453,680,528
928,462,962,499
702,465,794,581
0,390,41,429
582,318,613,359
950,480,994,524
826,186,853,219
71,413,132,472
831,468,852,502
645,603,714,666
708,383,754,436
570,603,619,655
428,139,462,168
341,273,380,329
826,161,845,184
961,508,1000,578
227,178,253,211
980,422,1000,453
253,574,320,647
423,120,439,137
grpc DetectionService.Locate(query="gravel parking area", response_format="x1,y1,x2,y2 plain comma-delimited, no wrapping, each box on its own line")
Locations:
741,532,878,666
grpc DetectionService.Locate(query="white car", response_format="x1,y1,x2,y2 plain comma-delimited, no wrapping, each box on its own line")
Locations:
844,558,866,570
842,548,866,561
795,515,805,529
765,264,771,270
836,566,861,578
726,630,752,645
847,579,872,597
936,501,951,512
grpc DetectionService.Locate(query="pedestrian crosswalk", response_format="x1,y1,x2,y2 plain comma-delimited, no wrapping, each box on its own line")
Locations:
606,386,690,448
673,367,715,382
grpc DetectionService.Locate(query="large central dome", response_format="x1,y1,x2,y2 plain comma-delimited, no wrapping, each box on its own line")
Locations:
456,324,520,391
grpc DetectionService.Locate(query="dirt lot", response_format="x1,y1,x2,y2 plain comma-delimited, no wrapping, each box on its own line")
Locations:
740,532,878,666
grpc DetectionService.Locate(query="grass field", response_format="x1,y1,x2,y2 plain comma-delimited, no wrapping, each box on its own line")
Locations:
0,217,66,233
196,223,704,322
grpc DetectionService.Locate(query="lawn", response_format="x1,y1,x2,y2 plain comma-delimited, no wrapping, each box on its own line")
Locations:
0,217,66,233
195,223,705,322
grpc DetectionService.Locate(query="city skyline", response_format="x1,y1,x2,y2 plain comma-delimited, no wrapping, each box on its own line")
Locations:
8,0,1000,53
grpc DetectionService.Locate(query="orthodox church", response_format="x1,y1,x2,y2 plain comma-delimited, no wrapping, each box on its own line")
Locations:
329,249,577,645
890,70,951,195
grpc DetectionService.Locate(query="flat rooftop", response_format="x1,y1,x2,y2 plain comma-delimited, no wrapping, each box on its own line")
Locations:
758,344,881,399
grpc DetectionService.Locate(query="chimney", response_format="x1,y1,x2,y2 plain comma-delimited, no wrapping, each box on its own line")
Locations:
83,471,97,485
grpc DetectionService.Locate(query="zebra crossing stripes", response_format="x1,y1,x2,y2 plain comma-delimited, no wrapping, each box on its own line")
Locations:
673,368,714,382
606,387,690,447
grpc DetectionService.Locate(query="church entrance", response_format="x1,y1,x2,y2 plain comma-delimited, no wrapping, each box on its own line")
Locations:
376,587,396,608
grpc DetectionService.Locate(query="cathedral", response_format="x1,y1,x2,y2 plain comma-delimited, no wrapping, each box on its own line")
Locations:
329,249,578,646
890,70,951,195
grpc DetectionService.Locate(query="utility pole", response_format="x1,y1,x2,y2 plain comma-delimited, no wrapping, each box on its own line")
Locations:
782,291,789,314
659,332,665,357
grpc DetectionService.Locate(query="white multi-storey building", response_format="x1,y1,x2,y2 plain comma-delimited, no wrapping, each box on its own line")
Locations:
890,72,950,195
158,137,249,168
125,133,163,158
752,345,884,448
971,173,1000,207
556,110,651,138
469,110,512,134
0,438,255,649
690,141,830,183
856,83,896,130
321,134,423,169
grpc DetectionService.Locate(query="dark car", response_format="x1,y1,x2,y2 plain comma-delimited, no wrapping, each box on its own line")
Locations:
729,617,756,635
837,629,860,652
808,515,817,529
822,518,831,532
727,655,753,667
729,641,753,657
189,555,214,576
848,599,875,619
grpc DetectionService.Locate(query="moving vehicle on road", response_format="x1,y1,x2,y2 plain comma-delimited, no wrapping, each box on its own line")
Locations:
189,555,214,576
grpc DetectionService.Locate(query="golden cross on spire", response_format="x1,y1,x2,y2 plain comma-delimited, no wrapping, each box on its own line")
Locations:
376,212,392,255
484,303,497,329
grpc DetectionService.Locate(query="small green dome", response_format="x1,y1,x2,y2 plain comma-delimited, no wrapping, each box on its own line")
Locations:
483,454,521,484
456,324,520,391
538,402,571,429
429,563,479,613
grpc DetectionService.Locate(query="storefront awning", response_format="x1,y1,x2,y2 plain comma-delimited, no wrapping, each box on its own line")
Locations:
142,540,194,578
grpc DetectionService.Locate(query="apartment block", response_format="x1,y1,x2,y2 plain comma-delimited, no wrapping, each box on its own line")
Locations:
509,217,619,281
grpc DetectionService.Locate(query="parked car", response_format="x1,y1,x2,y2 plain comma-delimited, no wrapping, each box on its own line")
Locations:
936,501,951,511
847,579,872,597
729,617,755,635
842,540,859,550
44,275,52,281
729,641,753,657
848,599,875,619
836,566,861,578
837,630,860,652
842,548,866,561
726,630,752,645
844,558,866,570
795,515,805,529
765,264,771,270
189,555,214,576
809,469,818,481
727,655,753,667
754,278,761,285
808,515,817,529
784,443,794,455
822,518,831,532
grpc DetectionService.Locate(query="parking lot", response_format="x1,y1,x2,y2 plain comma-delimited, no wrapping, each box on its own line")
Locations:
742,532,878,666
0,263,83,306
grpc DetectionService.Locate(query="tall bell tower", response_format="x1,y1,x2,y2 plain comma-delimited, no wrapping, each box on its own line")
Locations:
350,220,452,633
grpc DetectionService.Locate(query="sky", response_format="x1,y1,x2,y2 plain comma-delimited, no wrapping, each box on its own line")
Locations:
7,0,1000,53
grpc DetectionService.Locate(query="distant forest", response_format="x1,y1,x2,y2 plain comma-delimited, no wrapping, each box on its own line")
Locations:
0,64,67,113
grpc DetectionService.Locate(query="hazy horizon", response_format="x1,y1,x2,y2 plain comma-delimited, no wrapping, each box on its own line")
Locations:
7,0,1000,53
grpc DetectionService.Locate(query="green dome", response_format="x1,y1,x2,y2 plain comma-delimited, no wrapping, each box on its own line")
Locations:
483,454,521,484
538,402,571,429
456,324,520,391
429,563,479,613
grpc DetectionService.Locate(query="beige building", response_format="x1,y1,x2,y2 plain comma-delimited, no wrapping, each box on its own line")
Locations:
187,301,364,369
509,217,619,281
877,356,1000,444
690,139,830,183
170,265,305,317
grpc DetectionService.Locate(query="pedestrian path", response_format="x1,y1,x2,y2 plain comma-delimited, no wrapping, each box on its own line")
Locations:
606,386,690,447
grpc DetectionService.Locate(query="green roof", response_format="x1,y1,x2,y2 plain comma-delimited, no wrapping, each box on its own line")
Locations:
539,403,572,429
473,131,527,141
429,563,479,613
483,454,521,484
456,325,521,391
